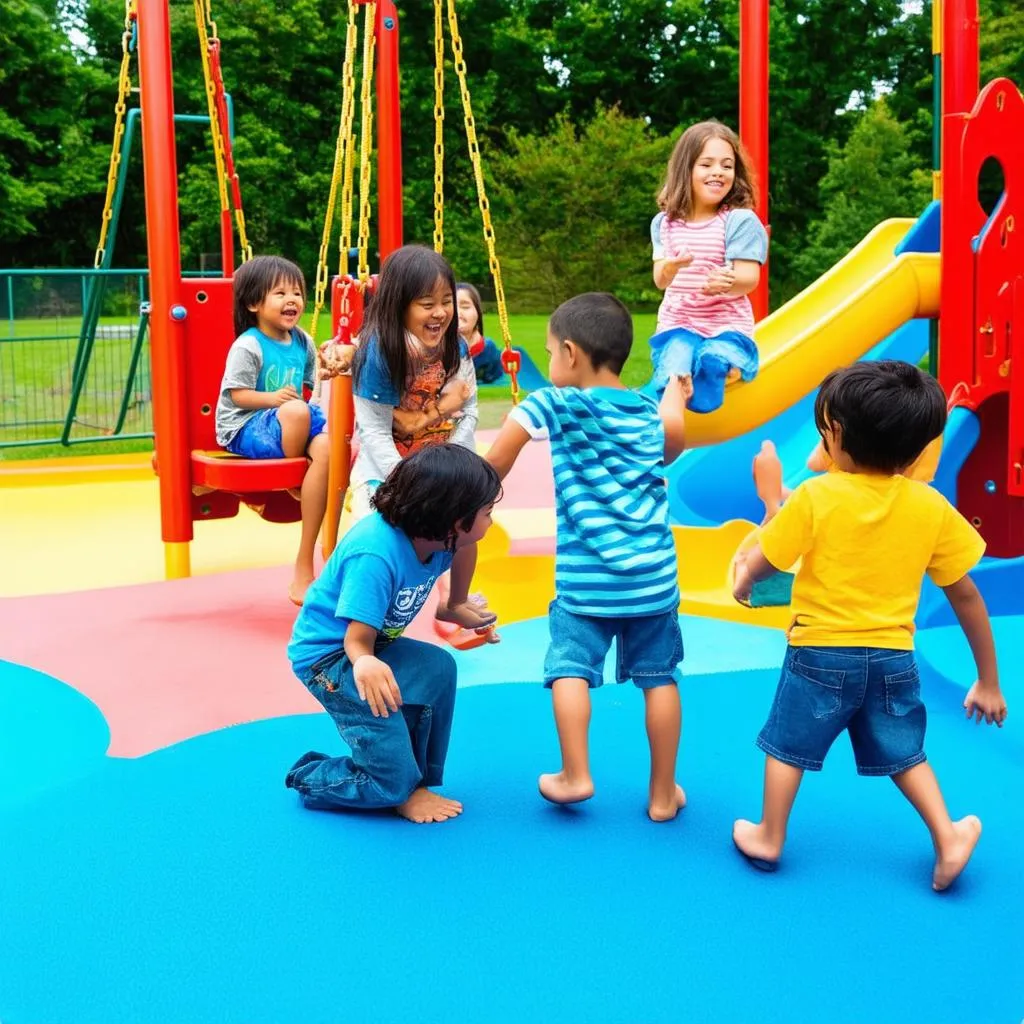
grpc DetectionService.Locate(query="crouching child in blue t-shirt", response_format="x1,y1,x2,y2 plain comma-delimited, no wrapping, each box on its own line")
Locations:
485,292,693,821
285,444,501,823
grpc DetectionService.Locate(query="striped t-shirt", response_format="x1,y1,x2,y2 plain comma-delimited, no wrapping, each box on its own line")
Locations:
653,208,768,337
509,386,679,617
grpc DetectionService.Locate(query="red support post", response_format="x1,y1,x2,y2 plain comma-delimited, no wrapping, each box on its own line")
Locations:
136,0,193,577
376,0,403,259
942,0,980,118
739,0,769,321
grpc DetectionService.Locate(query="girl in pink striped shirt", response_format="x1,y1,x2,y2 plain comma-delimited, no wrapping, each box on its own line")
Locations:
650,121,768,411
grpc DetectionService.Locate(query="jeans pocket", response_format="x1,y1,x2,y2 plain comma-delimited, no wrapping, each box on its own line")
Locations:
884,665,921,717
789,650,845,719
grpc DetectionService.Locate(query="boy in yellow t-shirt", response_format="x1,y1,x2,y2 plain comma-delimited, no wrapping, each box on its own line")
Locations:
732,360,1008,891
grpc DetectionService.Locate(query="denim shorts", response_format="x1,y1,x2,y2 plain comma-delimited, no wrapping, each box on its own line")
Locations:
227,403,326,459
757,646,927,776
543,599,684,690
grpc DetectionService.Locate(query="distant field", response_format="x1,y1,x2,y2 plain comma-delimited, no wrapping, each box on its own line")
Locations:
0,311,660,459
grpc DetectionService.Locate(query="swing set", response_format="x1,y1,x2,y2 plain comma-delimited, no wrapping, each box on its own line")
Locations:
128,0,520,579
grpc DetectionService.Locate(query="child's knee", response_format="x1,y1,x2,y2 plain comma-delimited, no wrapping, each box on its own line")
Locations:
279,399,311,427
308,432,330,460
420,644,458,693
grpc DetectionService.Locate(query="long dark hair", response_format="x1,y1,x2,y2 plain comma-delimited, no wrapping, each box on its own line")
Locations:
657,120,757,222
457,282,485,338
353,245,460,395
232,255,306,337
372,444,502,546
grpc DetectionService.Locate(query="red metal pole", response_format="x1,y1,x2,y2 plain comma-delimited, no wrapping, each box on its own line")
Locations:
739,0,769,321
376,0,403,259
137,0,193,576
942,0,980,117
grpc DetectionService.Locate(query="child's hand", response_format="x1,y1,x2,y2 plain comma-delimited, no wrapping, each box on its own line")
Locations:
732,560,754,604
663,249,694,276
318,342,354,379
352,654,403,718
270,385,301,406
963,680,1008,726
702,263,736,295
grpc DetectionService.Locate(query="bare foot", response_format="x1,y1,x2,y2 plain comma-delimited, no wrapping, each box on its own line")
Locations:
289,576,314,607
539,770,594,805
396,787,464,823
732,818,781,871
648,783,687,822
933,815,982,891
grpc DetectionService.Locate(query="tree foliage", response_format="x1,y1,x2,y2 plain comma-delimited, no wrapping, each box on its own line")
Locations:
4,0,1022,310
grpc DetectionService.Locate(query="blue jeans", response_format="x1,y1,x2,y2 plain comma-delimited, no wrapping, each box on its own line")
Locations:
543,599,684,689
757,646,927,776
285,638,457,809
227,403,326,459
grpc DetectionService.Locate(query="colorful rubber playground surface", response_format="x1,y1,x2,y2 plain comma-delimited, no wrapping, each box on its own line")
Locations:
0,428,1021,1024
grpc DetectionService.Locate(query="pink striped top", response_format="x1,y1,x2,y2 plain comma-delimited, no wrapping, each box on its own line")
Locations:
656,210,756,338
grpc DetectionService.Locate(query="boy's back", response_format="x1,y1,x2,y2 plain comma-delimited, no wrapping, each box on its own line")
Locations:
510,385,678,617
759,468,985,649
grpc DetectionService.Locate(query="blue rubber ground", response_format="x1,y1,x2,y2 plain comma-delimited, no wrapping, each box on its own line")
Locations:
0,626,1020,1024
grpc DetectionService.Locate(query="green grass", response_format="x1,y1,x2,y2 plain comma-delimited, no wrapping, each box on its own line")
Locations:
1,310,661,458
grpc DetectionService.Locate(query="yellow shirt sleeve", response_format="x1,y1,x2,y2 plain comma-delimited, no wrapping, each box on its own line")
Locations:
926,499,986,586
759,482,813,572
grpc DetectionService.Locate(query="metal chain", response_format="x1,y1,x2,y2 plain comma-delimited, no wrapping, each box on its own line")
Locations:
312,0,360,341
433,0,445,252
193,0,231,221
94,0,138,269
445,0,517,401
356,1,378,281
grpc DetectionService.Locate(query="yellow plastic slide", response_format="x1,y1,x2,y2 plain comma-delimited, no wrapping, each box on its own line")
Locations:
686,219,942,447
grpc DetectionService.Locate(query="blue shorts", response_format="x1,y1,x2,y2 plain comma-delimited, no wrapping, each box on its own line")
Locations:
757,646,927,776
543,599,683,690
227,403,326,459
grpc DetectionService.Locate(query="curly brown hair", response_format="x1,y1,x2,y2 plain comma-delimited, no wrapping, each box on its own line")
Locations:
657,120,757,222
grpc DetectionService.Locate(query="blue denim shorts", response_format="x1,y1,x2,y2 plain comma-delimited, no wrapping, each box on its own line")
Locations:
757,646,927,776
227,403,326,459
543,599,684,689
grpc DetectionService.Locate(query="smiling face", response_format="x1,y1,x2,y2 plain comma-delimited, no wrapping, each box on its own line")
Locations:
249,276,305,341
457,289,479,338
404,276,454,351
690,136,736,216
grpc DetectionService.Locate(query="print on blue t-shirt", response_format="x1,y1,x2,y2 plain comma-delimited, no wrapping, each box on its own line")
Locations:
249,327,309,394
288,513,454,677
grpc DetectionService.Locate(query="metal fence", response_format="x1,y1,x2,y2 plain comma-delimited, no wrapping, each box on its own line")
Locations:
0,269,154,449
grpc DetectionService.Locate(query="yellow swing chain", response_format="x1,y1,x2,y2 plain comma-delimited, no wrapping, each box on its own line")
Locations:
433,0,445,252
193,0,232,236
94,0,138,269
355,1,378,282
311,0,360,342
445,0,517,402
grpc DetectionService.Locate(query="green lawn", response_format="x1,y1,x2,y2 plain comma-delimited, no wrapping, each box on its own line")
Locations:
1,310,661,458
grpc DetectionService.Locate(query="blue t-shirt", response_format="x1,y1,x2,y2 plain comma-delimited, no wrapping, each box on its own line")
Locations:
288,513,454,677
509,386,679,617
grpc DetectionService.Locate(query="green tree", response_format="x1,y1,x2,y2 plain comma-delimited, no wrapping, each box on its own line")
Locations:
488,105,673,310
793,99,931,284
0,0,108,264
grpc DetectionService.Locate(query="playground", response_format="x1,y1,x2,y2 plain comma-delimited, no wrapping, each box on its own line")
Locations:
1,0,1022,1021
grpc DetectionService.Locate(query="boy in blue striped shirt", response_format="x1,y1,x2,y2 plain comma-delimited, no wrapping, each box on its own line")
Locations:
487,293,692,820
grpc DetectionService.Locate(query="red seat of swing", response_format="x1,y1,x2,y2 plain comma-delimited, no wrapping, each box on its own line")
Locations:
190,450,308,492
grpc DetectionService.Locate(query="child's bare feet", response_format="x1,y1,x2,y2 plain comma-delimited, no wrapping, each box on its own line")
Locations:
435,600,496,630
396,787,463,823
539,770,594,805
648,783,687,822
933,815,982,891
732,818,782,871
289,575,315,607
